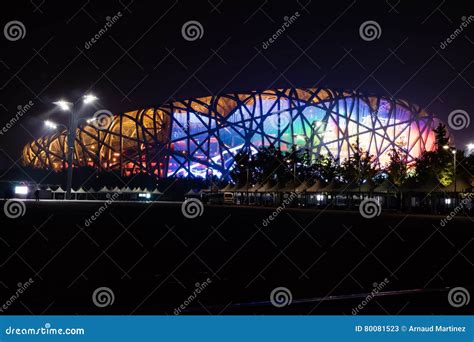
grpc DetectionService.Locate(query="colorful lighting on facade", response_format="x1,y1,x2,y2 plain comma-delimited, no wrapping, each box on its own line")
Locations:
23,88,443,179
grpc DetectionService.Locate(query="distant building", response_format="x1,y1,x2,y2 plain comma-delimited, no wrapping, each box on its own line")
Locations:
22,88,445,178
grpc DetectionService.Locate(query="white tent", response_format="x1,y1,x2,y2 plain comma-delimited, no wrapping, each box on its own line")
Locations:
52,186,65,199
151,188,163,195
111,186,121,193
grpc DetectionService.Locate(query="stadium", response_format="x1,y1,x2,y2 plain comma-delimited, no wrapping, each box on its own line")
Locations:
22,88,443,179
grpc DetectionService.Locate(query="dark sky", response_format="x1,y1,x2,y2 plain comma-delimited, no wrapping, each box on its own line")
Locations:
0,0,472,169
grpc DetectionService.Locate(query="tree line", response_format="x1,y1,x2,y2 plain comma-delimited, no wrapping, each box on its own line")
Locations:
229,124,474,189
1,124,472,193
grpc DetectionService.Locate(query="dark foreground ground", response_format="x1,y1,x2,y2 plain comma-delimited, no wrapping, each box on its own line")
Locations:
0,200,473,315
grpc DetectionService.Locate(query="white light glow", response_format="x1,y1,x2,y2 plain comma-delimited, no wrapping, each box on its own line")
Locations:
14,186,28,195
83,94,98,104
44,120,58,129
53,100,72,111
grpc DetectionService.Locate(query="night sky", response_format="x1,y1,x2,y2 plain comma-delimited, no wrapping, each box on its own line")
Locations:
0,0,472,169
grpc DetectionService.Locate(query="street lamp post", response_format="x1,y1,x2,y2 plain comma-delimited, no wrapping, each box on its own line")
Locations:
453,149,457,199
49,95,98,200
443,145,457,205
206,163,214,192
286,157,296,193
240,162,249,205
292,158,296,193
246,165,249,205
65,104,76,201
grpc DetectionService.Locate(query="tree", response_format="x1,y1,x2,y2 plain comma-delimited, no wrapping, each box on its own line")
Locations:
414,123,453,186
229,149,254,184
296,147,313,181
282,145,312,183
386,148,407,186
311,155,339,182
433,123,450,152
459,153,474,183
339,140,376,184
253,145,286,183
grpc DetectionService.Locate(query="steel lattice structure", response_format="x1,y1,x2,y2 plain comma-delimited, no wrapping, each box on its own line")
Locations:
22,88,443,178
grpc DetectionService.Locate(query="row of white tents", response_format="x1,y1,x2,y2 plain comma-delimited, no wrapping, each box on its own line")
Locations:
38,186,163,200
217,178,472,194
213,178,473,211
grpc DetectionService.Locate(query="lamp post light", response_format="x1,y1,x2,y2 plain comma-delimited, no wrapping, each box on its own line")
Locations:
452,149,457,198
240,161,249,205
286,156,296,193
44,120,59,130
83,94,98,104
48,94,99,200
443,145,457,204
467,143,474,155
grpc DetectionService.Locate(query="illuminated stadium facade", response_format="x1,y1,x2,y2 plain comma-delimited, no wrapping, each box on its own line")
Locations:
22,88,443,179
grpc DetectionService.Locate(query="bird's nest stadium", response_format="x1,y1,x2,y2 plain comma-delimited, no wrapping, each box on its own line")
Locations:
22,88,444,178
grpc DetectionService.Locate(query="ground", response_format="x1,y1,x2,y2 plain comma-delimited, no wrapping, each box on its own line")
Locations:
0,200,473,315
